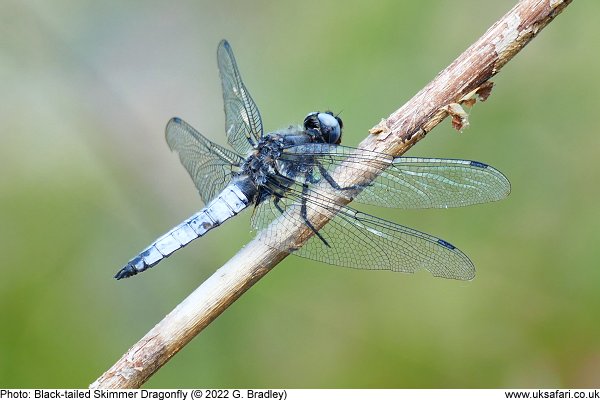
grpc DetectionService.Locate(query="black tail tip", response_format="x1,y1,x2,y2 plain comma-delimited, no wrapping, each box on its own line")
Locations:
115,256,147,280
114,265,136,280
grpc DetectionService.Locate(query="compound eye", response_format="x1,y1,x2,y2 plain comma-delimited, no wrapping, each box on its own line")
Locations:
303,112,320,131
317,112,342,144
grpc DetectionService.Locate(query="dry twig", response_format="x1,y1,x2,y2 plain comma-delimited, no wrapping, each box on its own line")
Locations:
91,0,573,388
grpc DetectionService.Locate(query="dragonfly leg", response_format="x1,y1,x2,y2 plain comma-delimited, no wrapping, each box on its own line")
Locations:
316,162,362,191
300,180,330,247
273,196,285,214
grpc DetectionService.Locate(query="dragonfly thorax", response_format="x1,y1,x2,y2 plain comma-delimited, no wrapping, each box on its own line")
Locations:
240,136,285,187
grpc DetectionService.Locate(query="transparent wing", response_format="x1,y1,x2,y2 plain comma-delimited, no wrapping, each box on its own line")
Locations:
166,117,244,204
279,143,510,209
217,40,263,155
251,179,475,280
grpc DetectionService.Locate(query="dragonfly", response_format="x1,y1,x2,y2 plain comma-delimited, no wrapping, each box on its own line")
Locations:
115,40,510,280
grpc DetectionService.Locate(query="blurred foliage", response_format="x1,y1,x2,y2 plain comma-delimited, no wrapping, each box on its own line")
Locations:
1,0,598,388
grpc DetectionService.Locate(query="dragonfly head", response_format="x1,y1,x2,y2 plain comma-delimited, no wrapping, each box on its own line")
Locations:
303,111,343,144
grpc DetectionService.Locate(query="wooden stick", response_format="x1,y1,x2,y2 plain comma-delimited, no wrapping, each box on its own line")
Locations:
91,0,573,388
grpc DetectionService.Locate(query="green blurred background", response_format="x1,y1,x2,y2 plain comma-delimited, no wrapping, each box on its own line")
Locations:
1,0,597,388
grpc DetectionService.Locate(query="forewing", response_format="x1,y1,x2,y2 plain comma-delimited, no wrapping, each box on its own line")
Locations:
251,180,475,280
217,40,263,155
280,144,510,209
166,117,244,204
